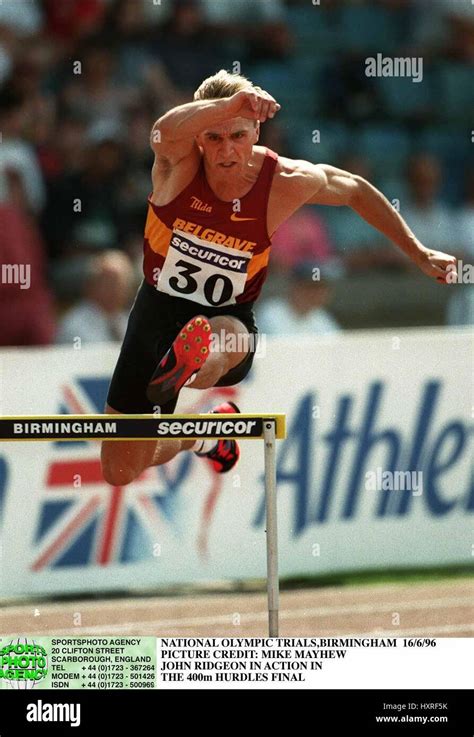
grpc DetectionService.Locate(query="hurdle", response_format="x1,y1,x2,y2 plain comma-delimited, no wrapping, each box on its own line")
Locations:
0,413,286,636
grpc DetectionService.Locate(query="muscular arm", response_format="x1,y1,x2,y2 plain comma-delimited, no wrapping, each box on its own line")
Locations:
150,89,279,168
301,162,456,281
308,164,420,257
150,99,233,166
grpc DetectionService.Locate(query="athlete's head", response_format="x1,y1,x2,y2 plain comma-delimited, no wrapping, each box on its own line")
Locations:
194,70,260,172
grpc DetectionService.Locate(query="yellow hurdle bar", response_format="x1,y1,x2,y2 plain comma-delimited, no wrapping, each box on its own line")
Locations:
0,413,286,442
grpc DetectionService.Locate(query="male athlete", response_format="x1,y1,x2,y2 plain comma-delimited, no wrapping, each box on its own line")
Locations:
101,70,456,487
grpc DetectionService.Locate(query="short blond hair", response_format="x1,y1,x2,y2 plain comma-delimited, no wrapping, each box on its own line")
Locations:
194,69,262,101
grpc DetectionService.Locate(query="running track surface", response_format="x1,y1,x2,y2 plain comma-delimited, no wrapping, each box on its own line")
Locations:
0,579,472,638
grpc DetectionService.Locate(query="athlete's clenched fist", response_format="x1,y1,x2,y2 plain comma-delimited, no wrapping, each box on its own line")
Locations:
225,89,281,123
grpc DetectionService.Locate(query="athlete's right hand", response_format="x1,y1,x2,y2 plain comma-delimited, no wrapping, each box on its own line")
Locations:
225,89,281,123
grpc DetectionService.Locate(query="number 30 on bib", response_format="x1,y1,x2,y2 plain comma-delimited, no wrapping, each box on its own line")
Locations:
157,230,252,307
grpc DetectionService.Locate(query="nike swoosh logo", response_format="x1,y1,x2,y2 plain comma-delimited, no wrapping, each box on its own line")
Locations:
230,213,258,222
150,366,185,391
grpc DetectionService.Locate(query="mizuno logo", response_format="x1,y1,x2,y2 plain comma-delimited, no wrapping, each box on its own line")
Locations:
230,213,258,222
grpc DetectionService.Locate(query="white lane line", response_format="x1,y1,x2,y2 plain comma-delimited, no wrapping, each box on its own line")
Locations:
321,623,474,637
1,581,471,616
1,596,472,636
3,622,473,639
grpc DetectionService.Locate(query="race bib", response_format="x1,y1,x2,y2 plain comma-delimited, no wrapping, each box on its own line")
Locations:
157,230,251,307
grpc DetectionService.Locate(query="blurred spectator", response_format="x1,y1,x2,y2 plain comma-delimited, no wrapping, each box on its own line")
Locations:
402,153,455,253
202,0,291,61
0,0,43,37
60,41,139,125
141,0,172,27
119,105,154,240
0,85,45,213
0,26,14,87
42,0,106,47
411,0,473,65
431,0,474,61
41,122,127,259
9,38,58,176
40,114,88,182
150,0,227,94
55,250,135,344
270,206,338,271
257,261,341,336
443,2,474,62
322,52,382,122
259,120,291,157
0,171,55,346
202,0,285,24
102,0,182,109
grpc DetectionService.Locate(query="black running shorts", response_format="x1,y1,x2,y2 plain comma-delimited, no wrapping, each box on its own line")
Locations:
107,280,259,415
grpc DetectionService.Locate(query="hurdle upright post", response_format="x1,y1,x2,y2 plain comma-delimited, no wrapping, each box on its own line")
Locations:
263,419,279,637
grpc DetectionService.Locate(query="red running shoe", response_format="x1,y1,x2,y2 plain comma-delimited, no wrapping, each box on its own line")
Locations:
146,315,211,406
195,401,241,473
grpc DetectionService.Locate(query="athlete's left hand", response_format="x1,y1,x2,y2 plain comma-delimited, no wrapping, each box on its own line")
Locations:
415,248,458,283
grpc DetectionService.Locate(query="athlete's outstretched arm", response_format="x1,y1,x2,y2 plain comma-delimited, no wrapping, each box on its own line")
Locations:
304,163,456,282
150,90,280,165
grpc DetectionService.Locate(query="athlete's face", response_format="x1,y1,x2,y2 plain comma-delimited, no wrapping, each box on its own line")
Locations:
196,118,259,173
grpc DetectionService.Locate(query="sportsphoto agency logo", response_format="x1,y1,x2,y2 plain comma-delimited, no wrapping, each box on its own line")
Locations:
0,637,48,689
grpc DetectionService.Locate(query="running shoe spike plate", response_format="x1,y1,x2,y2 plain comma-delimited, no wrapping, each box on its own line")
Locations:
146,315,211,406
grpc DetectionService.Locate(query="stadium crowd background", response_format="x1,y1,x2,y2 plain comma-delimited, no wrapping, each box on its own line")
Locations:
0,0,472,346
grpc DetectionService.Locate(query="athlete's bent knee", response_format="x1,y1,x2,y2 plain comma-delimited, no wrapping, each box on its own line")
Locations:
101,446,141,486
101,458,139,486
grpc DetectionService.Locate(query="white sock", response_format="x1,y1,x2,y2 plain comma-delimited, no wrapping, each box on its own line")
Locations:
193,438,218,455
